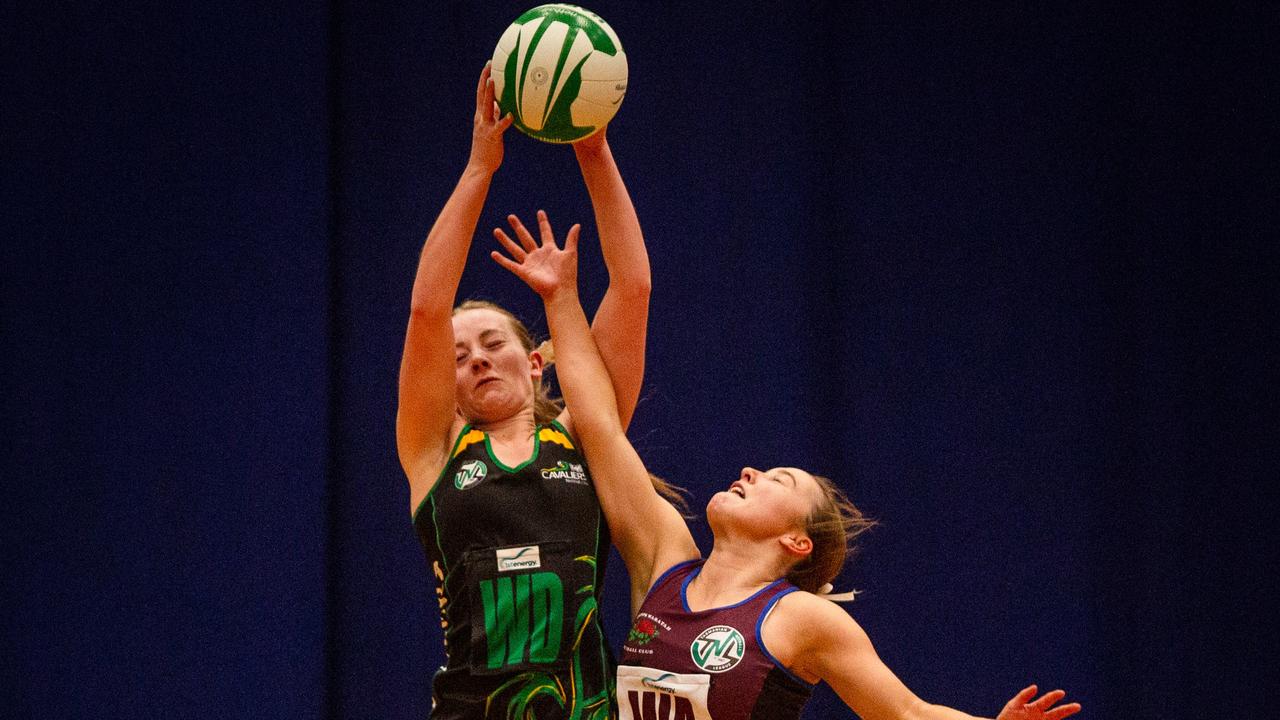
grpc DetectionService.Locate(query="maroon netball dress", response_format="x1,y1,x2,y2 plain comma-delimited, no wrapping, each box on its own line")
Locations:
618,560,813,720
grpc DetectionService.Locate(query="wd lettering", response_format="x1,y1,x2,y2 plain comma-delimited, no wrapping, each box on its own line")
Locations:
478,571,564,669
627,690,696,720
690,625,744,673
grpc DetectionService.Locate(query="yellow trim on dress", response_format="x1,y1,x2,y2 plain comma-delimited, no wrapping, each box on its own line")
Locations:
538,427,575,450
451,428,485,457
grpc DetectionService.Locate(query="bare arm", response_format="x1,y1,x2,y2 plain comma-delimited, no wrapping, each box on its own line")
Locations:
571,128,651,432
490,212,698,615
397,64,513,502
779,595,1081,720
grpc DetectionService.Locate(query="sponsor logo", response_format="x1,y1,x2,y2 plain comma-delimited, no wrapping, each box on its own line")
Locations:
641,673,678,694
541,460,588,485
628,617,660,645
690,625,744,673
496,545,542,572
454,460,487,490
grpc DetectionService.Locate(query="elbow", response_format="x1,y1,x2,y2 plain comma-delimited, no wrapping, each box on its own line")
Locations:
408,298,452,323
609,276,651,302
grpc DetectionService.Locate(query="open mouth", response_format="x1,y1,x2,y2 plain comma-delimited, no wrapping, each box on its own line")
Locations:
729,482,746,498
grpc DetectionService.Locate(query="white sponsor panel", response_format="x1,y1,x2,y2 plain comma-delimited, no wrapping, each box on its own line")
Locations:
616,665,712,720
496,545,542,572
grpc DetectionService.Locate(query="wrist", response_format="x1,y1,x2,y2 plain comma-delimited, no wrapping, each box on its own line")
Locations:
573,139,609,161
542,286,581,306
463,159,498,179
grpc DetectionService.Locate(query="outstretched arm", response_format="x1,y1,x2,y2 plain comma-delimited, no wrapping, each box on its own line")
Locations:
397,63,513,504
572,128,651,432
780,595,1082,720
491,212,698,615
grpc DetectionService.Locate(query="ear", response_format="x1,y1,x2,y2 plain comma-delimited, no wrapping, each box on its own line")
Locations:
779,532,813,559
527,351,544,379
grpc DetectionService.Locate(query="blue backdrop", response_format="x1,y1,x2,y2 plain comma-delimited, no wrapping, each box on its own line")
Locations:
3,2,1274,719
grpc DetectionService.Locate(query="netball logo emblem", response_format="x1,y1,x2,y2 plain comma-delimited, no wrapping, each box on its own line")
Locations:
690,625,744,673
454,460,487,490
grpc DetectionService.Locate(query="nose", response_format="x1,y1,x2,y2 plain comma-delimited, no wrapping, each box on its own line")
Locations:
740,467,760,483
469,352,492,371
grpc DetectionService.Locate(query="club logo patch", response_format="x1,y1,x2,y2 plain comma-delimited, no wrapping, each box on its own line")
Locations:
690,625,744,673
496,545,541,572
454,460,488,490
541,460,588,485
628,617,661,645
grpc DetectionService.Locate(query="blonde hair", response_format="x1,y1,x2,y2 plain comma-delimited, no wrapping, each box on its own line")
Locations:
785,475,876,594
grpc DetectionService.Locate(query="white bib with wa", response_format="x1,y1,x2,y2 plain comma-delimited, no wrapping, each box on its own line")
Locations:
616,665,714,720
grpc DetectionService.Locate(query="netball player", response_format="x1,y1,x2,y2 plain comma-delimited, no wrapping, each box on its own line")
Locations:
397,63,659,719
490,213,1083,720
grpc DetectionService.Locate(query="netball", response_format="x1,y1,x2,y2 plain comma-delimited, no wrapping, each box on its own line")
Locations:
490,4,628,143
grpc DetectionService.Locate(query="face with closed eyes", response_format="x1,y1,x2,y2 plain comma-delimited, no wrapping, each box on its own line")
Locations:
706,466,824,547
451,308,543,424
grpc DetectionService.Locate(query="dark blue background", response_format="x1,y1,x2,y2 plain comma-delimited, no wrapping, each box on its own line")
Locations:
3,2,1274,718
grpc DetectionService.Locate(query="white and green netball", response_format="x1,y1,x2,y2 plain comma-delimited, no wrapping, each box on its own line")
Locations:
490,4,628,143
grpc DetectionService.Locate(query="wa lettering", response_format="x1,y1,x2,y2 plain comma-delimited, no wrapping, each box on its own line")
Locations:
627,690,695,720
478,571,563,669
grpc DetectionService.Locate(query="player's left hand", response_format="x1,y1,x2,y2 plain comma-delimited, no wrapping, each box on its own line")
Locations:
490,210,580,300
995,685,1081,720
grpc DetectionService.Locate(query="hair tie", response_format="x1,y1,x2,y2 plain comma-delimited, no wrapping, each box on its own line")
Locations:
534,340,555,366
816,583,860,603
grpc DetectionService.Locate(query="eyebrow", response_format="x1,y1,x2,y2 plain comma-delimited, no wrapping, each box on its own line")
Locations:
456,329,505,348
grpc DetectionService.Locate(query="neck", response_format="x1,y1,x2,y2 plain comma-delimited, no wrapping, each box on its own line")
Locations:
472,407,537,441
685,541,790,609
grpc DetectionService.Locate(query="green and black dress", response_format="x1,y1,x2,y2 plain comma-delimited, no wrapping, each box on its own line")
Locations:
413,420,615,720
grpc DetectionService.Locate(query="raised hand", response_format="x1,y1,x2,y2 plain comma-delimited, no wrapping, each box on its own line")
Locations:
995,685,1081,720
468,62,514,174
490,210,581,300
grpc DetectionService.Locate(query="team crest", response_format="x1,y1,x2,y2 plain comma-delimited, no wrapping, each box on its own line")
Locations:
627,617,660,645
454,460,488,490
690,625,744,673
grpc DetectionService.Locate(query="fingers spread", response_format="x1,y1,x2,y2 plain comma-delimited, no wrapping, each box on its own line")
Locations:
508,215,538,251
493,228,525,260
1046,703,1082,720
1029,690,1066,710
489,250,521,275
565,223,581,253
536,209,554,247
1004,685,1038,711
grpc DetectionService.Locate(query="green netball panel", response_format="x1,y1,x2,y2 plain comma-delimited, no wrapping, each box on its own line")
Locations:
491,4,626,143
514,4,620,55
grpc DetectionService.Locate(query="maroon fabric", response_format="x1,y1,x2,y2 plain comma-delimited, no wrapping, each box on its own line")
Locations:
620,560,810,719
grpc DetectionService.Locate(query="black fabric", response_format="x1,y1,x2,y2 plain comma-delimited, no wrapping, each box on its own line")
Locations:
748,667,812,720
414,423,614,719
